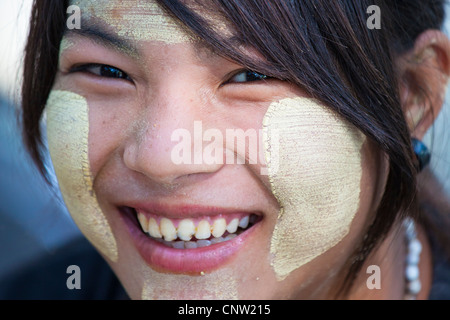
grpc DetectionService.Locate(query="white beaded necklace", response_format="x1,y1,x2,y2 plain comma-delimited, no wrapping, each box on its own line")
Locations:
403,218,423,300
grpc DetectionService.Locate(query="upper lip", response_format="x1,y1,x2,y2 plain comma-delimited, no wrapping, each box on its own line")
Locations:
126,202,262,219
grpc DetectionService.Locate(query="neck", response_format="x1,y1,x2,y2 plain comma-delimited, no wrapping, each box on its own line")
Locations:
347,220,433,300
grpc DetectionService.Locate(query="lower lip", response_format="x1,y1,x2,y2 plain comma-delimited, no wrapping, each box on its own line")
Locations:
120,208,258,274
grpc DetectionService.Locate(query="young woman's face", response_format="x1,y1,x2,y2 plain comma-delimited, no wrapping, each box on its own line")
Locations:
48,0,389,299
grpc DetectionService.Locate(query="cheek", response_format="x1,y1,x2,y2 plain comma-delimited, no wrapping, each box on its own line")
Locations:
46,90,118,262
263,97,365,280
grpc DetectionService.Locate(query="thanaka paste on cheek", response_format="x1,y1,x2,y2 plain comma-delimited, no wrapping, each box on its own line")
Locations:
46,90,118,262
263,97,365,280
76,0,193,44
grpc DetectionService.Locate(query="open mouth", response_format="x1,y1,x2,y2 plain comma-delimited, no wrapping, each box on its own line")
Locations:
136,211,259,249
120,206,262,274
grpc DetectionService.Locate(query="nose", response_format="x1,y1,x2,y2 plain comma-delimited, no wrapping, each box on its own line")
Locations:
123,86,224,186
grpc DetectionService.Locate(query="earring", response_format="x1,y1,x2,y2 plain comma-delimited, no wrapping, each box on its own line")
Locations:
411,138,431,172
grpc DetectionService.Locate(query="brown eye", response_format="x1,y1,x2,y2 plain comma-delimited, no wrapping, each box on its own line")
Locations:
228,70,268,83
72,64,132,81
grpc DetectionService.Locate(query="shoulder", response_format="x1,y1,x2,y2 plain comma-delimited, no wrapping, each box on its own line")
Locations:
417,169,450,299
425,213,450,300
428,240,450,299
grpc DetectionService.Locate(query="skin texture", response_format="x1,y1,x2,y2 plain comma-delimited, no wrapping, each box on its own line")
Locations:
48,1,450,299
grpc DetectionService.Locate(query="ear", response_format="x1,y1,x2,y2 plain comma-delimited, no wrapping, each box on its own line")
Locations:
398,30,450,140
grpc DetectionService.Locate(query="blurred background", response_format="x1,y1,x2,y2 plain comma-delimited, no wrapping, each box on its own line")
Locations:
0,0,81,281
0,0,449,283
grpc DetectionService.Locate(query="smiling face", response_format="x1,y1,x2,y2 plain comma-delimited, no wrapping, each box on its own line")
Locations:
47,0,389,299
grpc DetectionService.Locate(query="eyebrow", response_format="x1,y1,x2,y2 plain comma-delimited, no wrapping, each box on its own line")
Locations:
64,21,140,57
62,19,251,66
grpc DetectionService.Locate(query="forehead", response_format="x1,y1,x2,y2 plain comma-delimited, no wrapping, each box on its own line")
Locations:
73,0,194,43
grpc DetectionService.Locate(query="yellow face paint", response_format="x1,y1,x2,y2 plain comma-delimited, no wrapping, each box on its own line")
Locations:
76,0,193,44
263,97,365,280
46,90,118,262
141,269,238,300
58,37,74,61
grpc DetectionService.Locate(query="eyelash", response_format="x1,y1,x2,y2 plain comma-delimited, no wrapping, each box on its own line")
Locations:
226,70,270,84
70,64,270,85
70,64,132,81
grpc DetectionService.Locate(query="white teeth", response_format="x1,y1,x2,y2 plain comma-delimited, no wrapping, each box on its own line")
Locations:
148,218,162,239
172,241,185,249
212,218,227,238
160,218,177,241
138,213,149,233
177,219,196,241
226,218,239,234
224,234,237,241
209,234,236,245
239,216,249,229
195,220,211,240
197,240,212,248
185,241,198,249
136,212,257,248
210,237,223,244
161,238,229,249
